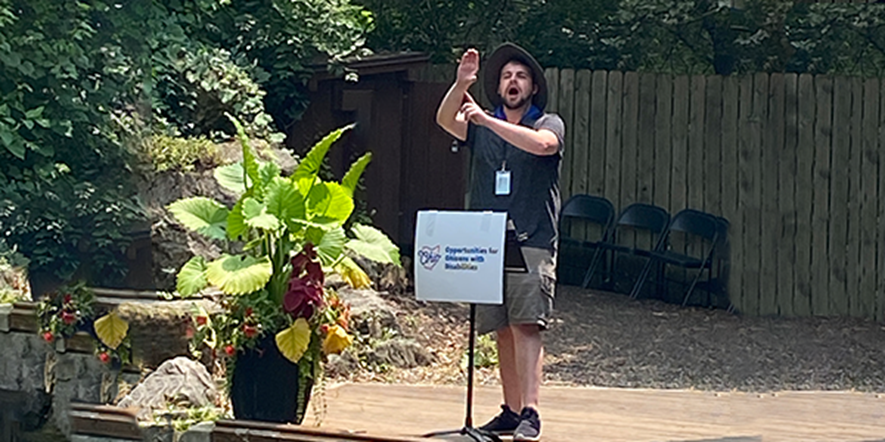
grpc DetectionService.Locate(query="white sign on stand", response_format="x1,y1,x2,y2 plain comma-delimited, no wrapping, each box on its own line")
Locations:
414,211,506,304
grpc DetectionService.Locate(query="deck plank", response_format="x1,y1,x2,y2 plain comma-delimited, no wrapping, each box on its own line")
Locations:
308,383,885,442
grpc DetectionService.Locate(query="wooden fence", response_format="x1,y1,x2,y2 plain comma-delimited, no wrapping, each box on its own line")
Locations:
537,69,885,321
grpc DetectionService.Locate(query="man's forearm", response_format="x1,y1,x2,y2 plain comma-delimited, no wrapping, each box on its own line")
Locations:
482,117,560,156
436,81,471,140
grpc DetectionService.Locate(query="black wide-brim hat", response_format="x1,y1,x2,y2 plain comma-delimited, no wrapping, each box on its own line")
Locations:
483,43,548,111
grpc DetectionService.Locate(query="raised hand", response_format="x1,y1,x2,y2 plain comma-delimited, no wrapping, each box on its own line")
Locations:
457,49,480,86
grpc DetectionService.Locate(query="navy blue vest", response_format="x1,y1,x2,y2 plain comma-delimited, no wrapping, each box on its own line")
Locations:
465,108,564,251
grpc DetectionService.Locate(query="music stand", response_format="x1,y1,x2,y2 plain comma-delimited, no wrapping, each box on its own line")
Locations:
424,229,527,441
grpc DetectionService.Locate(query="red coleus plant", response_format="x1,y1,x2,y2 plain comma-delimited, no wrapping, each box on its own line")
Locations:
283,244,325,320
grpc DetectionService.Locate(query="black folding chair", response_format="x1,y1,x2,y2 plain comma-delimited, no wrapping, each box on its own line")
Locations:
629,209,722,306
694,216,734,312
557,195,615,287
581,203,670,290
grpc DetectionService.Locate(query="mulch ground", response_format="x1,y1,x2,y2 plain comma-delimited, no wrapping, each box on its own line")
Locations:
339,283,885,393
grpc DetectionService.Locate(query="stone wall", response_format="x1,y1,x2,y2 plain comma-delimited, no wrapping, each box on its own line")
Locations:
0,328,139,438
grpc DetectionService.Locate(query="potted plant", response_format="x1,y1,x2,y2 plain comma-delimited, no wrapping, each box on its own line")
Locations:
168,117,399,423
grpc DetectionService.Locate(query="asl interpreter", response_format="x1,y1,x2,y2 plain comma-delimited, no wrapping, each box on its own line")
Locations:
435,43,565,442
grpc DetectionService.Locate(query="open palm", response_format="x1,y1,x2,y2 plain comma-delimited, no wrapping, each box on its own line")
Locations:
457,49,479,85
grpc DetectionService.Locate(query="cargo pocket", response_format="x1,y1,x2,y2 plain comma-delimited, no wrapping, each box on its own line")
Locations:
538,253,557,298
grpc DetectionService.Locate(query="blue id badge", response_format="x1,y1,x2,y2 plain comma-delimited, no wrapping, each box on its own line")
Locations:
495,170,511,195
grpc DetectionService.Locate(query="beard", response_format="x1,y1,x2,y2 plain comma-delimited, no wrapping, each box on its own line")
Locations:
503,95,530,110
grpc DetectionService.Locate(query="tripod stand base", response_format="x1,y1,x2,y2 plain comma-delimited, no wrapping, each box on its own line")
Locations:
422,426,503,442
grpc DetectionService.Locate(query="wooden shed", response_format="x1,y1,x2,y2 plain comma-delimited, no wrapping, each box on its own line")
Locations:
288,53,467,252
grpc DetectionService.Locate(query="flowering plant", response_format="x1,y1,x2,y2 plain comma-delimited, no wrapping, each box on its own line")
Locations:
171,117,399,388
36,281,132,366
36,281,95,342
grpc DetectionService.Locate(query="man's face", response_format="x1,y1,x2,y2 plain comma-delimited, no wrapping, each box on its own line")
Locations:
498,60,537,110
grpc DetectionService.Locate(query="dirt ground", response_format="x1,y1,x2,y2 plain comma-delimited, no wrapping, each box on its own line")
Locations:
338,283,885,393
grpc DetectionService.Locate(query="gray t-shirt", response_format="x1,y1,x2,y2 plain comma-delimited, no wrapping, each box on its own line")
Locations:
465,111,566,251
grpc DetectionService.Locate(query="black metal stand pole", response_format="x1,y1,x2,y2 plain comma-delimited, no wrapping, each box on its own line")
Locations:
422,303,500,442
465,303,476,428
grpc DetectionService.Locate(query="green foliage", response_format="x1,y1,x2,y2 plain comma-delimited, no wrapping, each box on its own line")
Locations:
151,43,280,141
35,281,96,340
148,134,220,172
461,333,498,369
168,117,393,302
346,224,401,266
155,0,374,130
0,0,148,285
1,0,374,288
361,0,885,77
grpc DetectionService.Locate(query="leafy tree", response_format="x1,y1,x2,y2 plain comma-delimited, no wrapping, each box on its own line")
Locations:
0,0,375,288
0,0,149,286
360,0,885,77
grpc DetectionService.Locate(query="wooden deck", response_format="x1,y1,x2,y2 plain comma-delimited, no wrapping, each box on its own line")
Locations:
304,383,885,442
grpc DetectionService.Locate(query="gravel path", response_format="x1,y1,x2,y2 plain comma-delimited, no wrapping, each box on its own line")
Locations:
354,284,885,392
545,285,885,392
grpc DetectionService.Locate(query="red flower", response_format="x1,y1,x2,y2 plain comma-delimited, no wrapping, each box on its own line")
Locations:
42,331,54,343
224,345,236,356
61,311,76,325
320,324,330,334
244,307,253,317
242,324,258,338
63,294,72,304
186,327,195,339
283,277,323,319
98,352,110,364
196,316,208,326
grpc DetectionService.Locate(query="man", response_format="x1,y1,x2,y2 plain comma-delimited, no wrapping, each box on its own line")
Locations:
435,43,565,442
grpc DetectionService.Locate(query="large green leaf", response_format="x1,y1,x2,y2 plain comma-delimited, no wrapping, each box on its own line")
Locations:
177,256,208,297
206,254,273,295
226,113,260,187
265,177,304,223
167,197,229,240
346,224,401,266
258,162,281,188
341,152,372,196
308,227,347,266
242,198,280,231
226,198,248,240
307,182,353,226
214,163,251,195
293,124,353,188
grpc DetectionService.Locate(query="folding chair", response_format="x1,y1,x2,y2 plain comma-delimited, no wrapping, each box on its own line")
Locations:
629,209,721,305
557,195,615,287
694,216,734,311
581,203,670,290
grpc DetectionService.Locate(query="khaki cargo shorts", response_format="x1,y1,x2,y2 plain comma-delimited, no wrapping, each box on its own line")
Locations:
476,246,556,335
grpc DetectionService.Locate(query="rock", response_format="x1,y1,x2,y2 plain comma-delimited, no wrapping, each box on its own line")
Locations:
178,421,214,442
325,350,360,378
117,357,217,421
350,256,411,295
0,332,52,431
116,302,194,368
338,287,400,339
366,338,433,369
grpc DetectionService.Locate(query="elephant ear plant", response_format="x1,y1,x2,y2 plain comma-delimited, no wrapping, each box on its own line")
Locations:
167,116,400,387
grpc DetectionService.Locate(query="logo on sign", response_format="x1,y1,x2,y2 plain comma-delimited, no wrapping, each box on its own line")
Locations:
417,245,442,270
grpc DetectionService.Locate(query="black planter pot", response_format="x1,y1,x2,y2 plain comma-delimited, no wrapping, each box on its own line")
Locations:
230,335,313,423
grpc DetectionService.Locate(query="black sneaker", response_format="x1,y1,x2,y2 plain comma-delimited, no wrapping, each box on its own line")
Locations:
477,404,520,435
513,407,541,441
